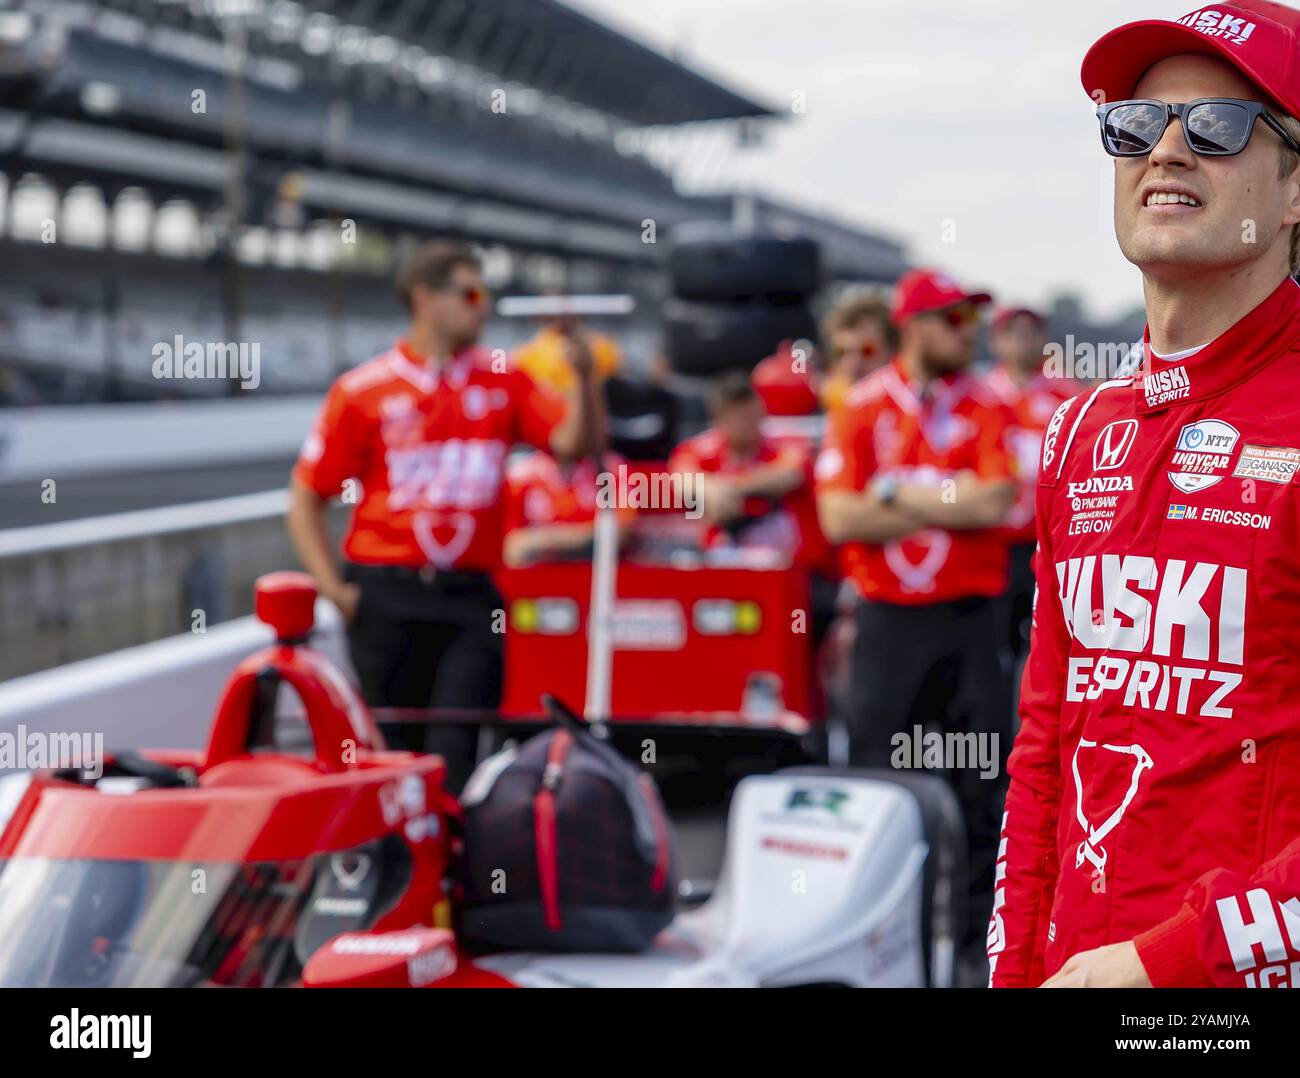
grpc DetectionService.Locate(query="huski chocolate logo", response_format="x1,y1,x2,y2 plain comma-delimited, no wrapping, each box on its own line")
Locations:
1144,365,1190,407
1175,9,1258,47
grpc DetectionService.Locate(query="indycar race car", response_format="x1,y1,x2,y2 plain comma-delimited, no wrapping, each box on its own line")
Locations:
0,572,965,988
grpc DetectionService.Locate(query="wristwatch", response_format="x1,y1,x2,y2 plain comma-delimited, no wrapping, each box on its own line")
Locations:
873,473,900,507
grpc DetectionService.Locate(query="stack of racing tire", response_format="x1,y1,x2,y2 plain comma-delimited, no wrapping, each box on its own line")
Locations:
665,224,823,376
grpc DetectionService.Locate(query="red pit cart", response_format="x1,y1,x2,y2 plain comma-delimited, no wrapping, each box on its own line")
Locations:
498,561,811,720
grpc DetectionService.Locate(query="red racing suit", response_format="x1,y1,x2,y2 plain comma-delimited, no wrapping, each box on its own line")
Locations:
989,277,1300,988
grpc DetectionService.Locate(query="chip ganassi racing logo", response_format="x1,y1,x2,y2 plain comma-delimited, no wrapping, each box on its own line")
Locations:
1057,554,1246,718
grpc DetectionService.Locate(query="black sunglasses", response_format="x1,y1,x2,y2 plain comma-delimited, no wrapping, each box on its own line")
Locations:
1097,98,1300,158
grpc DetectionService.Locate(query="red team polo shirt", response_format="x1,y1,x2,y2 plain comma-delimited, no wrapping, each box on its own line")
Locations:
294,340,564,571
816,358,1015,604
669,429,833,573
504,452,635,534
985,366,1082,544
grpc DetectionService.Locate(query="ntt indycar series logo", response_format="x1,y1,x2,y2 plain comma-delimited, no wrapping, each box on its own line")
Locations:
1168,418,1240,493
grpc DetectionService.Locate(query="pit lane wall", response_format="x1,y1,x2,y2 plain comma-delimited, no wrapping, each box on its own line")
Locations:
0,490,346,681
0,600,350,751
0,397,319,482
0,396,328,679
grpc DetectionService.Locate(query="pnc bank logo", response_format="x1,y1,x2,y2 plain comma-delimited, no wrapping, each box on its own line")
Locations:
1092,419,1138,471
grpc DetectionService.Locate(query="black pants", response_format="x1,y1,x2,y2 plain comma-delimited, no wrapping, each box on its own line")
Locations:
345,562,503,792
846,596,1011,948
1003,541,1036,666
1001,541,1037,732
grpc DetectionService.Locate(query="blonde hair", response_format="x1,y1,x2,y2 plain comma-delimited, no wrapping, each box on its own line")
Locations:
1275,111,1300,275
821,292,897,355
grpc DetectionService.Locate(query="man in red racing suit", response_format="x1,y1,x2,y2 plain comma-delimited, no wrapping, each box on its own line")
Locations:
990,1,1300,988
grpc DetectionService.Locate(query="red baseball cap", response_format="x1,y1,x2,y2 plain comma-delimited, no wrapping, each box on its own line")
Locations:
889,268,992,326
751,340,820,416
1082,2,1300,118
991,306,1045,333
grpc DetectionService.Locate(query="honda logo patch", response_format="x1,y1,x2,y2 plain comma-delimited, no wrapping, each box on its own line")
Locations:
1092,419,1138,471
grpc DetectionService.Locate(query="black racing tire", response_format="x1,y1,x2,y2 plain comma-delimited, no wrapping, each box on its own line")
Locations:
668,226,823,301
665,298,818,377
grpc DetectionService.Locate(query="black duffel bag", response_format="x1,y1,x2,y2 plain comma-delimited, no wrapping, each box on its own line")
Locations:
457,697,678,953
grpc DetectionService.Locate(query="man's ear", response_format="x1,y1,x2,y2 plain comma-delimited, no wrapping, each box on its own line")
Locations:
1284,166,1300,228
409,283,433,320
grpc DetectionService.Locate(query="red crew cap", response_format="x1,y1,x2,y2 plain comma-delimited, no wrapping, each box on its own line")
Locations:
991,306,1045,333
751,340,820,416
890,268,992,326
1081,2,1300,118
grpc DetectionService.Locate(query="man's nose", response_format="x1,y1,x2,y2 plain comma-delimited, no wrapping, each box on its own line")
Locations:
1148,111,1195,170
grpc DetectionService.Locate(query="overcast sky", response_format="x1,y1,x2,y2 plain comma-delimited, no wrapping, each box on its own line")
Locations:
571,0,1196,322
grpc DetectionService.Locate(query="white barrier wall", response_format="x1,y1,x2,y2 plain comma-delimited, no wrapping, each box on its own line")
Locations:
0,489,348,680
0,395,320,482
0,600,350,751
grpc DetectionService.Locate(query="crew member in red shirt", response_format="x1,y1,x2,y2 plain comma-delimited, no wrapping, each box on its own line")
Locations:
819,293,896,416
669,372,831,575
986,307,1081,668
287,240,598,786
816,267,1017,965
502,450,634,567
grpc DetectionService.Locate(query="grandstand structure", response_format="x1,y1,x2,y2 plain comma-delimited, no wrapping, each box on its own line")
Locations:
0,0,909,403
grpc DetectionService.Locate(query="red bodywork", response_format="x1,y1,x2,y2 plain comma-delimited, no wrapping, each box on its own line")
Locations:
0,572,508,987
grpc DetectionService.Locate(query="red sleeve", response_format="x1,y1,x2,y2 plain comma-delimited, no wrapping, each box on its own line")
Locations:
293,379,369,498
775,441,814,488
514,370,566,451
987,401,1076,988
667,446,698,475
671,436,722,478
974,402,1017,482
503,476,529,536
1134,838,1300,988
814,399,875,494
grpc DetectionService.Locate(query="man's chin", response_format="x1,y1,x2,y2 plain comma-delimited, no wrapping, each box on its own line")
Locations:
1119,238,1236,277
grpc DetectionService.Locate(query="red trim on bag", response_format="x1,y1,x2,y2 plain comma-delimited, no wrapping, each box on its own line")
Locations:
640,773,670,894
533,731,571,931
